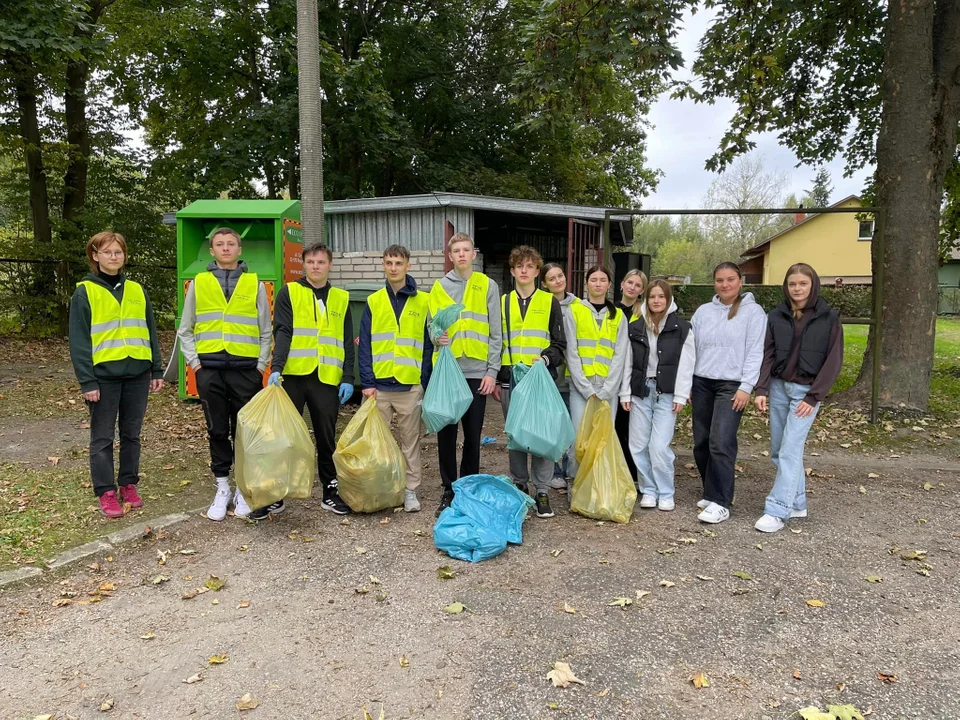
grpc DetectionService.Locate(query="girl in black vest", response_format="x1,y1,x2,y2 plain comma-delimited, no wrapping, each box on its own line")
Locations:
615,269,646,489
753,263,843,533
621,280,695,511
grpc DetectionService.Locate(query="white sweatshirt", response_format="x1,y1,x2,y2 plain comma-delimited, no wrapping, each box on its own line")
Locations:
690,292,767,394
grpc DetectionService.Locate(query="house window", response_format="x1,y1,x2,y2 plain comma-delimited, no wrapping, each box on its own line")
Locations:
858,220,875,241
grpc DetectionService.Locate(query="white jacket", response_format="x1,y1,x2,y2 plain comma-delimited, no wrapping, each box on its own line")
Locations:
620,299,696,406
690,292,767,394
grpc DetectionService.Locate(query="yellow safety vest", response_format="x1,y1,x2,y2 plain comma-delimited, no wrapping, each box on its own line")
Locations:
367,287,429,384
285,282,349,385
570,301,622,378
428,274,490,362
81,280,152,365
501,289,552,366
194,271,260,358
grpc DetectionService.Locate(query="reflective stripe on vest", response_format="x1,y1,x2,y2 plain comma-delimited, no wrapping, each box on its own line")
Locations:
570,301,622,378
428,274,490,362
80,280,152,365
367,287,429,384
501,289,552,366
285,283,349,385
193,271,260,358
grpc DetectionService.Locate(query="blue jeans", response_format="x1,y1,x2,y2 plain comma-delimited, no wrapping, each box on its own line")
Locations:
629,380,678,501
764,379,820,519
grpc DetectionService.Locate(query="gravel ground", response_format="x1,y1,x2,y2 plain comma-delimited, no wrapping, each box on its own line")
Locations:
2,414,959,720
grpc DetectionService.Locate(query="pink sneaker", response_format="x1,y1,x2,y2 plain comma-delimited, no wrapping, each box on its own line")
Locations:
119,484,143,508
99,491,125,519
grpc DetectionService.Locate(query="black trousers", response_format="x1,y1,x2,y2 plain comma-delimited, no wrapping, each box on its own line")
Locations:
282,373,339,489
691,375,744,509
437,377,486,491
196,367,264,477
614,402,638,484
87,372,151,497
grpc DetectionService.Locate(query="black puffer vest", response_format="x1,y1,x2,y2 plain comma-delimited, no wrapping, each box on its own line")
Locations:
628,311,690,398
769,297,838,378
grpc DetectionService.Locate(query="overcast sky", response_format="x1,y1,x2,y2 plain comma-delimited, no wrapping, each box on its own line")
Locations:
642,9,873,211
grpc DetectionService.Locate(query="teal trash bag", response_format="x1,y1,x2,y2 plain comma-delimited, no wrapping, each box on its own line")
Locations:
432,508,507,563
422,303,474,434
505,361,576,462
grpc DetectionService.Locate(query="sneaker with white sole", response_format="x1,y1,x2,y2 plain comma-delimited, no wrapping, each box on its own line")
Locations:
755,513,785,533
697,499,710,510
657,498,675,512
404,489,421,513
548,476,567,490
639,493,657,509
233,489,251,518
790,508,807,518
697,502,730,524
207,486,231,521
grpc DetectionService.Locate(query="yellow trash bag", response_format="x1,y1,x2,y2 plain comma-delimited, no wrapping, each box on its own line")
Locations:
570,396,637,524
235,384,316,510
333,397,406,512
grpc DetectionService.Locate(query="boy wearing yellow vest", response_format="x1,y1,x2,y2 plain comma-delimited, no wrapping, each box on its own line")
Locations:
69,232,164,518
358,244,434,513
177,227,273,522
428,232,502,516
494,246,566,519
268,241,355,517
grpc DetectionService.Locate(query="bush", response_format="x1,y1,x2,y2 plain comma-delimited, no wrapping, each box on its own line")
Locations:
672,284,873,319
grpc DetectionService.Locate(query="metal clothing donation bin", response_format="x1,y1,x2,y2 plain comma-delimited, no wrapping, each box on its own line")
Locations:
174,199,303,399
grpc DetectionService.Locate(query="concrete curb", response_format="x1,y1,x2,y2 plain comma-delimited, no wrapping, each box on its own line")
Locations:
0,508,203,589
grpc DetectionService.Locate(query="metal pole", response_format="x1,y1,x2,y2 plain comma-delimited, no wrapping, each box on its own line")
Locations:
870,208,885,424
603,211,611,257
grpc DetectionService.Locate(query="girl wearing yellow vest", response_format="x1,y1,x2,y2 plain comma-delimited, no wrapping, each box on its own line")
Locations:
615,269,647,489
69,232,163,518
428,232,503,516
269,241,355,517
177,227,273,522
562,265,631,482
495,246,566,519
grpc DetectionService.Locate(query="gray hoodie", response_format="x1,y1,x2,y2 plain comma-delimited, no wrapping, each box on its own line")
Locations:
428,270,502,380
620,298,697,406
177,260,273,372
552,292,577,392
690,292,767,394
563,299,631,403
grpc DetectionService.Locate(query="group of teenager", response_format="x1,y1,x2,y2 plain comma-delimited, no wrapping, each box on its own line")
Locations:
69,227,842,535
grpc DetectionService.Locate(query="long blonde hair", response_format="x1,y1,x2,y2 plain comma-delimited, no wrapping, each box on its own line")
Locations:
621,269,647,320
644,279,673,336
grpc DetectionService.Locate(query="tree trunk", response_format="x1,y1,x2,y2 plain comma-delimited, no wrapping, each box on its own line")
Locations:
849,0,960,412
297,0,324,243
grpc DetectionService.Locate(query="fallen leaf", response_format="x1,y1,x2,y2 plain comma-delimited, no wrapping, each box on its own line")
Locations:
609,596,632,608
47,456,60,466
379,517,391,524
179,480,191,487
828,704,866,720
369,576,381,585
355,547,367,555
399,654,409,668
178,549,197,555
208,653,229,665
53,598,72,607
161,464,175,470
98,581,118,592
412,529,426,537
732,571,752,581
32,715,54,720
790,528,803,534
546,661,584,688
798,708,833,720
563,602,577,614
140,632,156,640
680,537,697,545
702,529,717,538
867,472,880,479
858,486,867,495
876,671,897,684
806,599,825,608
204,576,225,591
437,565,457,579
355,586,370,595
157,550,169,565
690,671,710,688
551,548,564,557
341,518,351,525
443,601,466,614
362,706,386,720
865,576,883,584
151,575,170,585
635,590,651,600
183,672,203,684
99,698,114,711
236,693,259,711
793,669,802,679
237,600,250,609
658,580,675,588
696,575,714,582
922,482,934,491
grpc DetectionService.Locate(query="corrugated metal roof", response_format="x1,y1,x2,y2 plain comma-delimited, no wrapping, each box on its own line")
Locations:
325,205,474,252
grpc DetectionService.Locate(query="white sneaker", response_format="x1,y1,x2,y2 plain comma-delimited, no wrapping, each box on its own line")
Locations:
755,514,785,533
639,493,657,509
404,490,421,513
207,486,231,521
790,508,807,518
697,499,710,510
548,476,567,490
697,502,730,524
233,489,251,518
657,498,675,512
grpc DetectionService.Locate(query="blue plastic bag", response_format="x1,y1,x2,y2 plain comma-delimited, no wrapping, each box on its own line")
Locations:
422,303,474,434
433,474,535,562
505,361,576,462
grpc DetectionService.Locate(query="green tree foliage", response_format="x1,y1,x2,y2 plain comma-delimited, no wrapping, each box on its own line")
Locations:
806,167,833,208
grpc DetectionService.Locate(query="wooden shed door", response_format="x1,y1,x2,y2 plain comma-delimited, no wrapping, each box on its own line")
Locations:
567,218,601,297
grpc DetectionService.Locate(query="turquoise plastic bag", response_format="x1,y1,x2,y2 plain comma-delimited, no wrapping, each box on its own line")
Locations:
433,508,507,563
505,361,576,462
422,303,474,434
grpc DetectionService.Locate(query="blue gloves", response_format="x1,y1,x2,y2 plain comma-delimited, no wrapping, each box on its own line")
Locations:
268,372,282,386
338,382,353,405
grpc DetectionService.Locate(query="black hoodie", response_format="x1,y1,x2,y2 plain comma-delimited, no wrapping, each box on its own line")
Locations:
69,272,163,393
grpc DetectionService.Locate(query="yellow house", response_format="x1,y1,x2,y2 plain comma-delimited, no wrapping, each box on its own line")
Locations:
739,196,874,284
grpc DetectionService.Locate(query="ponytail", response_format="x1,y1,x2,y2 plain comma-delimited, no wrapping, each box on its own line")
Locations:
714,261,745,320
728,294,744,320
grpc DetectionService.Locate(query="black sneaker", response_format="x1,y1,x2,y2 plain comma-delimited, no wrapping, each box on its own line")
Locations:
514,481,530,496
535,493,554,518
321,492,350,515
436,490,454,517
248,500,285,521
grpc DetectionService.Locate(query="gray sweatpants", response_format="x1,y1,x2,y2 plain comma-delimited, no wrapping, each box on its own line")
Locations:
500,385,553,494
